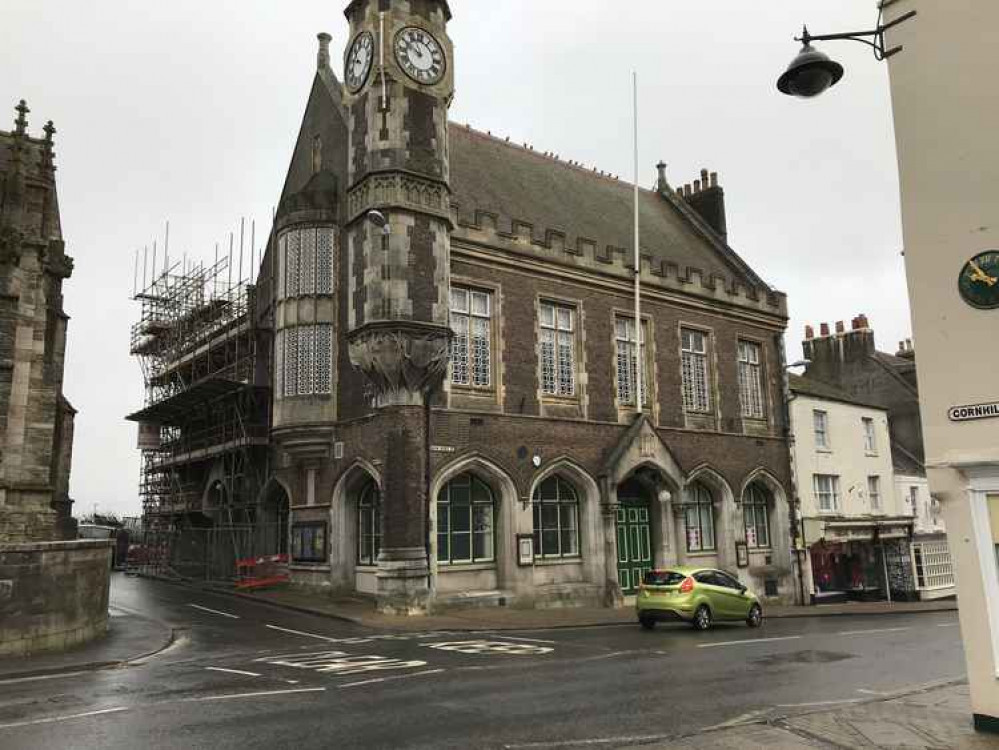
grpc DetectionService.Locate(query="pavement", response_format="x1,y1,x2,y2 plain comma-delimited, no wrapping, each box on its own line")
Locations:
0,586,175,681
628,681,992,749
174,576,958,632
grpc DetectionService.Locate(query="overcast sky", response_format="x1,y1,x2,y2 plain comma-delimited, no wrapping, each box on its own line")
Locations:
2,1,908,519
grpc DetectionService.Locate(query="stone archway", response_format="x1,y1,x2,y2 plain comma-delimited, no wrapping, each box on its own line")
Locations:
258,478,291,556
330,460,382,594
681,465,738,572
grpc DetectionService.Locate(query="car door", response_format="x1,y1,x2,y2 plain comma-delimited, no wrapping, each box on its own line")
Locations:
712,571,751,619
693,571,724,615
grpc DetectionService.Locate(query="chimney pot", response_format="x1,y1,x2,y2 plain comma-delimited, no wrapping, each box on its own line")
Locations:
835,321,845,334
820,322,830,337
693,179,701,193
700,168,709,185
709,171,718,187
805,325,815,340
906,338,913,349
317,32,332,70
656,161,668,191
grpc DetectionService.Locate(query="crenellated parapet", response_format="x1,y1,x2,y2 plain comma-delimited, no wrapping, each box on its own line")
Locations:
451,207,787,318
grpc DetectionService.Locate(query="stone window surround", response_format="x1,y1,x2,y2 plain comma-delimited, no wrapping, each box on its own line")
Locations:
534,292,586,407
448,277,500,393
677,320,720,426
612,307,656,418
735,334,769,425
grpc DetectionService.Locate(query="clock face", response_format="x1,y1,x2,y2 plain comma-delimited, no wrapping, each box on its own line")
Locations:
345,32,374,93
395,26,446,85
958,250,999,309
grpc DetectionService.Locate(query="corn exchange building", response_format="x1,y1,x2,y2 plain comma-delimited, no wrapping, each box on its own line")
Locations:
131,0,797,613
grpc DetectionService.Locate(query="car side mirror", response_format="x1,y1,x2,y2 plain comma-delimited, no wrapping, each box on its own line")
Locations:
739,585,748,594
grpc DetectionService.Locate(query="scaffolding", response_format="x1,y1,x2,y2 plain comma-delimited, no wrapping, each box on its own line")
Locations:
127,225,275,581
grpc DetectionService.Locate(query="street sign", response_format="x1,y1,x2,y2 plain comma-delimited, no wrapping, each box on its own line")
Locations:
948,402,999,422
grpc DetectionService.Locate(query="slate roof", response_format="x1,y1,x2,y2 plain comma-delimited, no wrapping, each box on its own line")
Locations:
448,124,768,291
788,373,885,410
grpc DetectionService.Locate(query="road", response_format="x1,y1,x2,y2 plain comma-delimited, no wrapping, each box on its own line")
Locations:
0,574,965,750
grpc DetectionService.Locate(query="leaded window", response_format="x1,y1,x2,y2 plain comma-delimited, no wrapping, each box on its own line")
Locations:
532,476,580,559
357,482,381,566
540,302,575,397
437,473,495,565
615,316,649,407
278,325,333,398
743,483,770,549
450,287,491,388
681,328,711,413
685,483,716,552
278,226,335,300
737,340,765,419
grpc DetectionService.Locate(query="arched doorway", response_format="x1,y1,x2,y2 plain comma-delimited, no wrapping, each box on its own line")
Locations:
615,475,654,595
259,479,290,556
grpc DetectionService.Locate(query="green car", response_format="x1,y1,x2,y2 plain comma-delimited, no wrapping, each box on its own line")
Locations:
636,566,763,631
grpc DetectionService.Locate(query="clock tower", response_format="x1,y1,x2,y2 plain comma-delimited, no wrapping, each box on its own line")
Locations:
342,0,454,613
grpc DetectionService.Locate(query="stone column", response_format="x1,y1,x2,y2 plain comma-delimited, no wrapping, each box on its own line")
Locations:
600,478,623,607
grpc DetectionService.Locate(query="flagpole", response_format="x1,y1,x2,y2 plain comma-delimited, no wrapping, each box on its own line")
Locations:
633,71,643,416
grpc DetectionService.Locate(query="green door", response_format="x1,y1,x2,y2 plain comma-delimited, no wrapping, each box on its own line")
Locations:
616,498,652,595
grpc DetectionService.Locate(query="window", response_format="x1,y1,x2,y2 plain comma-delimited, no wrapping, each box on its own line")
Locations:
743,484,770,549
863,417,877,453
276,325,334,398
912,541,955,590
540,302,576,397
532,476,580,559
685,483,716,552
909,486,919,517
291,522,327,563
437,473,495,565
357,482,381,566
615,316,649,407
681,328,711,413
814,474,841,512
279,226,336,300
813,409,830,449
450,287,492,388
868,476,882,510
737,341,765,419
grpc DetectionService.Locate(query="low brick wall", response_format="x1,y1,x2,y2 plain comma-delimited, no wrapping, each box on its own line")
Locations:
0,539,112,657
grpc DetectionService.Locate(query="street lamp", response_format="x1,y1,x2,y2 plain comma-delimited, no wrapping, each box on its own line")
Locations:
366,209,390,235
776,10,917,98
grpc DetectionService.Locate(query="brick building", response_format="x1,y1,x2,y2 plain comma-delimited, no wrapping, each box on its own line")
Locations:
0,100,76,544
132,1,796,612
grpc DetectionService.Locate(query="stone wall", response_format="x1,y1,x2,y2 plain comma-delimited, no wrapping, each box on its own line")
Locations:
0,539,111,657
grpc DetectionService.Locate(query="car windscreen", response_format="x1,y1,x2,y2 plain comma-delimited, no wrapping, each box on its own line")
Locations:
643,570,686,586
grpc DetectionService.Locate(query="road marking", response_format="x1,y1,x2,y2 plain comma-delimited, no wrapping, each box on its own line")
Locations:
205,667,261,677
504,733,675,748
265,624,339,641
837,627,910,636
704,708,771,730
697,635,801,649
425,641,553,655
857,688,888,696
938,623,959,628
0,706,129,730
188,604,240,619
183,687,326,702
0,670,91,685
256,650,429,676
483,634,558,645
777,698,866,708
339,668,446,689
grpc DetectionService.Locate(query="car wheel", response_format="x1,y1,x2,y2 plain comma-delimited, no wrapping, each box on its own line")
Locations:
746,604,763,628
692,605,712,631
639,615,655,630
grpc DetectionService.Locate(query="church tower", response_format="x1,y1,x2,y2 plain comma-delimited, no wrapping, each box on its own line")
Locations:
342,0,454,612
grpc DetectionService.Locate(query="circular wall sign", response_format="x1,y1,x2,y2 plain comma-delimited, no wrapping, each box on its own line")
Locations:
958,250,999,309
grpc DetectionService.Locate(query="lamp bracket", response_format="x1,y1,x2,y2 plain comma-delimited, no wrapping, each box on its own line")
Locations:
796,9,916,61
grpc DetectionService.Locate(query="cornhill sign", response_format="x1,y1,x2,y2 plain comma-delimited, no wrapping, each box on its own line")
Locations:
948,402,999,422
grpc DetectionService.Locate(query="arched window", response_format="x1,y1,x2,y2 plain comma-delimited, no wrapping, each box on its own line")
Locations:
743,483,771,549
357,481,381,566
532,475,580,559
437,473,495,565
685,483,716,552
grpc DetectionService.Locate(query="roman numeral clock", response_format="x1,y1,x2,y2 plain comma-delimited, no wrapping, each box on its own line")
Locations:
395,26,446,84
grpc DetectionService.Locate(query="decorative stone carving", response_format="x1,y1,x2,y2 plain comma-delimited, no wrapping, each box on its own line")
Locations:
348,320,452,407
347,172,451,225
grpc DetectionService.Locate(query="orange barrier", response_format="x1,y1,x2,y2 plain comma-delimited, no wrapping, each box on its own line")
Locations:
235,553,290,589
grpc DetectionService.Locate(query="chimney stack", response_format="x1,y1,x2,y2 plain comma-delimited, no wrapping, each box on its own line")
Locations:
656,161,668,192
317,32,332,70
683,166,728,241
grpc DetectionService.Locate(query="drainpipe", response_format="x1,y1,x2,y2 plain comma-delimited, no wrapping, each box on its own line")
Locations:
778,334,808,606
